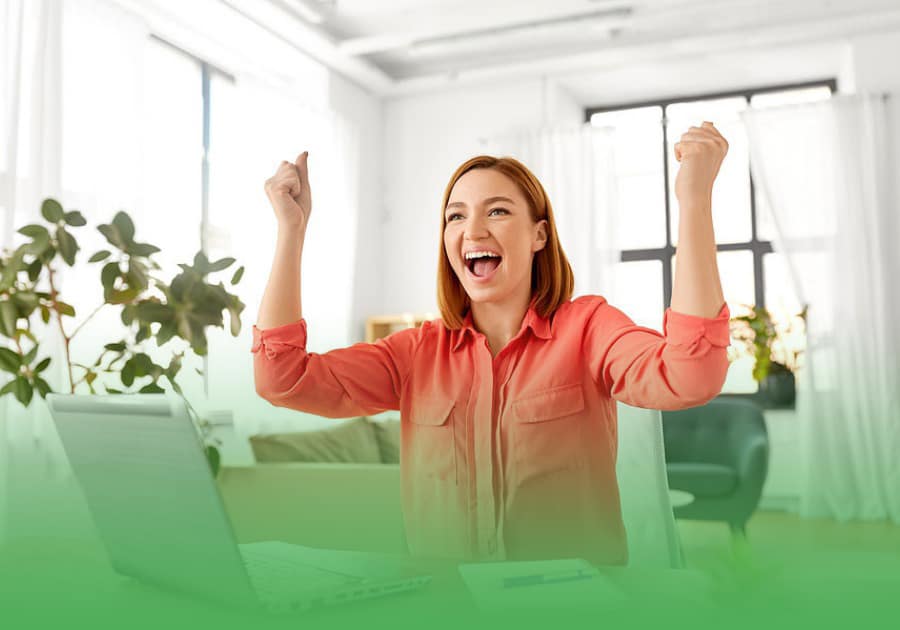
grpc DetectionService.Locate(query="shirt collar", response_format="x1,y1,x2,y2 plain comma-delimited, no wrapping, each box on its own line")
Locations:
451,295,552,352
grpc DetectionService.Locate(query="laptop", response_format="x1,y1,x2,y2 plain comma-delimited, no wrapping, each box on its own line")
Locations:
46,393,432,614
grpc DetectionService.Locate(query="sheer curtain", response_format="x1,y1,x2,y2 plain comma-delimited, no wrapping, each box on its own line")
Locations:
1,0,148,543
742,93,900,523
480,122,620,299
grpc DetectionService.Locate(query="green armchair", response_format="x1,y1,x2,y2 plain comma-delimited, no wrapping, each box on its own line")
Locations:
662,398,769,537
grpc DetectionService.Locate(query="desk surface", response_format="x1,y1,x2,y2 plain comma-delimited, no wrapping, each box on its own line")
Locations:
2,536,897,630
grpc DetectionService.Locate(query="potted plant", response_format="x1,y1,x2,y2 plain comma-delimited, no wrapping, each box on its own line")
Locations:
729,304,807,406
0,198,245,476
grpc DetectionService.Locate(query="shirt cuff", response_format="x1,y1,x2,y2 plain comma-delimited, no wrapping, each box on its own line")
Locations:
663,302,731,349
251,318,308,358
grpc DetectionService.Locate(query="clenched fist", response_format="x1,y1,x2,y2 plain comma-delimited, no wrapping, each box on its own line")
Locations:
673,121,728,205
264,151,312,231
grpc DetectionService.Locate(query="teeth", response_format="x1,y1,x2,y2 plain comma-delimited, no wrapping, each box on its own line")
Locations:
465,251,500,260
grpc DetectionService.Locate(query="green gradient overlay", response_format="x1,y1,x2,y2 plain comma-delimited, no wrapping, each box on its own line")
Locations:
3,472,899,630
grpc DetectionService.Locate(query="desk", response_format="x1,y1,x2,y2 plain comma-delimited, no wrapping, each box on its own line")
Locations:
3,536,897,630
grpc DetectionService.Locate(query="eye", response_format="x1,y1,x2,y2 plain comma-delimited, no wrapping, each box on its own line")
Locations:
447,213,461,221
489,207,508,216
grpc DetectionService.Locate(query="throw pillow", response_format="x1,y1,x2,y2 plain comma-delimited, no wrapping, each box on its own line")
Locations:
249,417,381,464
369,418,401,464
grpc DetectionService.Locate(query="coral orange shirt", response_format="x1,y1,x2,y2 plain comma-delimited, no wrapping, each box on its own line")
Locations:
251,294,731,566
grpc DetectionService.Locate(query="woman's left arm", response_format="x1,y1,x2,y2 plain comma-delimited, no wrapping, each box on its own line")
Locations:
670,121,728,318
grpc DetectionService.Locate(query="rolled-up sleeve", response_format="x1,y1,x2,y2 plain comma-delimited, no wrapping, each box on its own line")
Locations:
585,297,731,410
251,319,424,418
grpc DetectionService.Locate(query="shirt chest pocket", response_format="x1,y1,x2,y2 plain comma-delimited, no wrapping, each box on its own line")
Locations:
408,394,457,483
510,382,586,485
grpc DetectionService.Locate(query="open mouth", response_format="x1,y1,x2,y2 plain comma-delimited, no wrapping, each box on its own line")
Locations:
466,254,502,278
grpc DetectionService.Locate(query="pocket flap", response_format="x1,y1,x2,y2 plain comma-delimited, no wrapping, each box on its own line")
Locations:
513,382,585,423
409,394,455,426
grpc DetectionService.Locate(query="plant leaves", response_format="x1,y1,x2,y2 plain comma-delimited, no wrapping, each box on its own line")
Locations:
129,242,160,257
156,321,176,346
101,262,120,291
89,250,111,263
18,224,49,239
23,345,37,365
207,257,235,273
121,358,136,387
0,379,17,396
135,301,174,323
97,223,125,250
104,342,126,352
34,357,51,373
14,376,33,406
0,348,20,372
0,300,18,336
55,301,76,317
55,227,79,266
139,382,165,394
112,211,135,244
41,199,64,223
33,376,52,398
230,265,244,285
27,259,42,282
63,210,87,226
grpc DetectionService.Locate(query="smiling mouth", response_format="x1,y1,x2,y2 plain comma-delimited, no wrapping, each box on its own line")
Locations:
466,255,502,278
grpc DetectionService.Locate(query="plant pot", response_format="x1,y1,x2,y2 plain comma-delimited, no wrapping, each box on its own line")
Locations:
760,370,795,406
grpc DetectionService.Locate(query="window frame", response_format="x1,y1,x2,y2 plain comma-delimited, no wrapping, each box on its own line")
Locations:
585,78,837,408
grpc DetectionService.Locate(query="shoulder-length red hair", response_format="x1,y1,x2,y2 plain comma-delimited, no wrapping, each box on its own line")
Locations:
436,155,575,328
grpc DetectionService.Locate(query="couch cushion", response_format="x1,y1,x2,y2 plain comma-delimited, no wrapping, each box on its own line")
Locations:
249,417,381,464
369,418,401,464
666,463,738,497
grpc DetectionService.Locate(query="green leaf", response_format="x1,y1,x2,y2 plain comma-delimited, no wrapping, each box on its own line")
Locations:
107,288,140,304
18,224,49,239
55,227,79,266
101,262,120,291
55,301,76,317
105,387,122,394
33,377,52,398
139,382,164,394
14,376,33,406
228,305,242,337
112,211,135,244
26,259,42,282
104,342,126,352
0,379,17,396
41,199,64,223
34,357,51,373
97,223,125,250
207,257,235,273
0,348,20,372
23,345,37,365
135,301,173,323
156,321,176,346
89,250,111,263
121,305,136,326
121,359,136,387
40,305,51,324
16,328,36,344
129,242,160,257
135,324,151,344
230,265,244,285
63,210,87,226
0,300,18,336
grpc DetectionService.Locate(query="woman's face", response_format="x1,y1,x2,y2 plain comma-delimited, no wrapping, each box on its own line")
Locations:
443,168,548,305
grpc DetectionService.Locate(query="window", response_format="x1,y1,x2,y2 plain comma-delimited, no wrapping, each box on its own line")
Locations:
587,80,835,393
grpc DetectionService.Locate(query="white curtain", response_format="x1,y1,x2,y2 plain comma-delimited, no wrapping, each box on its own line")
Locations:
1,0,150,543
480,123,620,299
741,93,900,523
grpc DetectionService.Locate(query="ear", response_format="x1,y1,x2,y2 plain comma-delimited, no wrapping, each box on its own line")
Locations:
532,220,549,253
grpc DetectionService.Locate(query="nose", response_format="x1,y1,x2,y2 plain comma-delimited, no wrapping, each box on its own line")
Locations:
462,214,490,240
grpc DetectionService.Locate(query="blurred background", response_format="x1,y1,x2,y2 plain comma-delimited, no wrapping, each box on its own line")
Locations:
1,0,898,598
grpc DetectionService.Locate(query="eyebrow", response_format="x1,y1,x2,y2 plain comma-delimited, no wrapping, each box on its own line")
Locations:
445,196,516,212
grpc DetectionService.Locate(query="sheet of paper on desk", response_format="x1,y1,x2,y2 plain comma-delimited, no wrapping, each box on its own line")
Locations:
457,558,629,613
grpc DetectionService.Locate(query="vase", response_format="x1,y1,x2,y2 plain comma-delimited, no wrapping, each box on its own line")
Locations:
760,371,796,406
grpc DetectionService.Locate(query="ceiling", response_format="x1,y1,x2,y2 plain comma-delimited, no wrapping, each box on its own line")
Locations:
221,0,900,96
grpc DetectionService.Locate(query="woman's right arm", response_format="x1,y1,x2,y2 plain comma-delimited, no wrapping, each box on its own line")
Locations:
252,151,420,417
257,151,311,329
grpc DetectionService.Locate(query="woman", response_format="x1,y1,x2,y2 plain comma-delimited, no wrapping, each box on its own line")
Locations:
253,122,731,566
